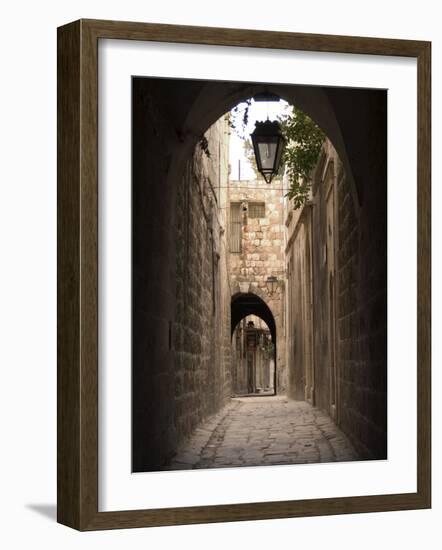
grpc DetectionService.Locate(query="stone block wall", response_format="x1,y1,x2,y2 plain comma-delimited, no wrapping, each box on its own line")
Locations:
331,90,388,459
285,206,314,403
336,97,387,458
174,116,232,446
132,75,232,471
132,78,179,471
310,145,339,419
228,180,286,393
285,121,387,460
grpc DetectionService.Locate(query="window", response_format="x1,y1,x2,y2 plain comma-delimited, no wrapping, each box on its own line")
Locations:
230,202,242,252
248,202,265,218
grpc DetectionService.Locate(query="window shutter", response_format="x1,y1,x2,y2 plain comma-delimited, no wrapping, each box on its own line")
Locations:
230,203,242,252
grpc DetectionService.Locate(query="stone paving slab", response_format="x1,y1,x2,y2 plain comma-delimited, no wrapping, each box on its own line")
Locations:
166,396,358,470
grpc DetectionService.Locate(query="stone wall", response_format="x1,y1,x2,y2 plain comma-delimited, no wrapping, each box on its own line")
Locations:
334,90,387,459
132,78,179,472
310,143,340,419
228,179,286,393
285,204,314,403
285,128,387,459
132,74,232,471
174,116,232,447
336,94,388,458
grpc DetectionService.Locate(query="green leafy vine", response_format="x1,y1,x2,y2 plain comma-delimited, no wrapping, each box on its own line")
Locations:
278,107,325,209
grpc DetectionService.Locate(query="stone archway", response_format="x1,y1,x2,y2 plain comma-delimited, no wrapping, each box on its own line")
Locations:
231,292,276,342
231,292,278,395
165,80,360,214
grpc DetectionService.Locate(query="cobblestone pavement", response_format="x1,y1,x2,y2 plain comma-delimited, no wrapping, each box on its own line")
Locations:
166,396,358,470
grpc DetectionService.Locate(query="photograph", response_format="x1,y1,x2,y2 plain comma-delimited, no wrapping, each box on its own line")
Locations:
131,76,388,473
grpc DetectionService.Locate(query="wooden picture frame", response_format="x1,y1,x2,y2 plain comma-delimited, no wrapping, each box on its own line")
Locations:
57,18,431,530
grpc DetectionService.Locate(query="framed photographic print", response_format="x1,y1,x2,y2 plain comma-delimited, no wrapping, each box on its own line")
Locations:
57,19,431,530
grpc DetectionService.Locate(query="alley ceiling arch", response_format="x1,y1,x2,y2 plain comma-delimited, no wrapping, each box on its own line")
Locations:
135,77,385,211
165,80,359,207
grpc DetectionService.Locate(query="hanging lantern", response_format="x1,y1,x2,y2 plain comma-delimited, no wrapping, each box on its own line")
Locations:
251,120,285,184
265,276,278,296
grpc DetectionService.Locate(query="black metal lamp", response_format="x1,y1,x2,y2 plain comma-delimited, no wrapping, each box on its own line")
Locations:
251,120,285,184
265,276,278,295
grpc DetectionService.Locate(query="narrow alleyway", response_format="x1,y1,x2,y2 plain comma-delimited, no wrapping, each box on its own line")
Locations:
166,396,358,470
131,82,388,471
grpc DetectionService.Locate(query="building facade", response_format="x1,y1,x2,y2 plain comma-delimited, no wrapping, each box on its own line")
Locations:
227,178,287,393
285,137,387,459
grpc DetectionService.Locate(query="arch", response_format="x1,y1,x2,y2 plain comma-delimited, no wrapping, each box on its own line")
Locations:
166,80,359,209
231,292,276,344
231,292,277,396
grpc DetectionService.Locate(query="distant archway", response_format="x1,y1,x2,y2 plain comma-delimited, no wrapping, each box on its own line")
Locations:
231,292,276,343
231,293,277,395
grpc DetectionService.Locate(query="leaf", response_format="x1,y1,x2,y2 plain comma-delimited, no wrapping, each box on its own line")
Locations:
278,107,325,209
